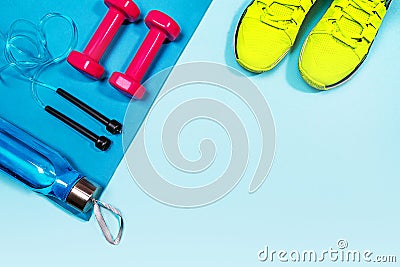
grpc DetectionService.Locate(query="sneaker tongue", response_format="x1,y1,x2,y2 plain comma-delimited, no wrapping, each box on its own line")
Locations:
257,1,299,26
336,4,370,37
269,2,295,17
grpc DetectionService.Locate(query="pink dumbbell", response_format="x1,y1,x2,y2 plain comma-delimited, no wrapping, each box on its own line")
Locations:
67,0,140,80
109,10,180,99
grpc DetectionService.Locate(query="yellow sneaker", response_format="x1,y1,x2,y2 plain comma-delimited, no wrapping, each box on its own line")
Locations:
299,0,390,90
235,0,317,73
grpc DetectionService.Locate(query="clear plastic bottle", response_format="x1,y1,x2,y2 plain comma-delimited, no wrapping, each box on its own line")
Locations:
0,117,100,212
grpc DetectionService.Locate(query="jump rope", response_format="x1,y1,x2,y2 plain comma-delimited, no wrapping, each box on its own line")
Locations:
0,13,123,245
0,13,122,152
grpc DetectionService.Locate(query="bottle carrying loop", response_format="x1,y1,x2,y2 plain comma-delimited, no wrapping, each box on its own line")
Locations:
92,198,124,245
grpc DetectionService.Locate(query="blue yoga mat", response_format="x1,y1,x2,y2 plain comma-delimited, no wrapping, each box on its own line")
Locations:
0,0,212,218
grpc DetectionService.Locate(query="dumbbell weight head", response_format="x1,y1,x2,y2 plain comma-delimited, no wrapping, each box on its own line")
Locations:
105,0,140,22
67,51,105,80
145,10,180,41
108,72,146,99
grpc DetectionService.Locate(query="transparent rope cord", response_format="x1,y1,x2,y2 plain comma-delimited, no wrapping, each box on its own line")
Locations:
0,13,124,245
0,13,77,107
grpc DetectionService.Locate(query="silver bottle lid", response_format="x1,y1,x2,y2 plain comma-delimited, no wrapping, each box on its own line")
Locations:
66,178,101,213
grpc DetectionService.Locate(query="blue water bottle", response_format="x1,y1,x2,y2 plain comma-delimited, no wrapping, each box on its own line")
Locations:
0,117,124,245
0,117,101,212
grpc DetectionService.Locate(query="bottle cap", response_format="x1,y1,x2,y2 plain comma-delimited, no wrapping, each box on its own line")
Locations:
66,178,101,213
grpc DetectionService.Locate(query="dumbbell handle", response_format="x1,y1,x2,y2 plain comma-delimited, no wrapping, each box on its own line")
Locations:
125,29,166,81
83,8,126,62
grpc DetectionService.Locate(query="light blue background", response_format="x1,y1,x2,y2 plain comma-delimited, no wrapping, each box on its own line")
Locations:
0,0,399,266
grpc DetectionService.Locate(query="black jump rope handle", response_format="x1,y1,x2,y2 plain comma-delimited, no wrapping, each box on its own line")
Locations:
45,106,111,151
56,88,122,135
